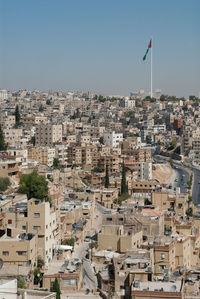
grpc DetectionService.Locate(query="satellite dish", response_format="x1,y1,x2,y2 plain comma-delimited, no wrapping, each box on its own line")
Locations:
0,258,3,270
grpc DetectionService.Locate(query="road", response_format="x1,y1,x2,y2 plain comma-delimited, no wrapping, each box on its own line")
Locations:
192,168,200,204
154,155,190,193
154,155,200,203
173,165,190,194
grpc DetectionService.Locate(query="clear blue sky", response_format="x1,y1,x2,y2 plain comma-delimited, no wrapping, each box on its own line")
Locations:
0,0,199,97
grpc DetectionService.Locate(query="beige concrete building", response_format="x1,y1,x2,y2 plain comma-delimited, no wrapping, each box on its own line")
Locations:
4,128,23,147
28,147,56,166
0,228,36,270
0,155,20,178
98,225,143,253
35,124,62,146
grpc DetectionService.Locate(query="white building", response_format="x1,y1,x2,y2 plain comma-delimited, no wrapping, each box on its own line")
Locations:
120,97,135,108
27,198,58,266
103,131,123,148
0,89,8,101
138,162,152,181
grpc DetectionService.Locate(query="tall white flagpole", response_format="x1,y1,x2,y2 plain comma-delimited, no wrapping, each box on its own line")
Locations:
150,37,152,98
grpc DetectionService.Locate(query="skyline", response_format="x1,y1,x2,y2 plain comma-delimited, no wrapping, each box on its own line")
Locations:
0,0,199,97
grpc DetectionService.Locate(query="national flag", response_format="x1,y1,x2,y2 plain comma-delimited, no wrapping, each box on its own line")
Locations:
143,39,152,61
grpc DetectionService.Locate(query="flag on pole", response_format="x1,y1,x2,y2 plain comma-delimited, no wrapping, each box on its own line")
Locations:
143,39,152,61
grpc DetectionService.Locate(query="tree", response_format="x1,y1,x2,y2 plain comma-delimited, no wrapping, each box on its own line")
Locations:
46,99,51,105
39,104,44,112
186,207,193,217
15,105,21,126
37,256,45,269
0,177,11,191
99,136,104,144
61,238,75,247
171,139,177,149
50,278,61,299
169,159,174,168
121,162,128,195
105,164,110,188
34,268,42,285
17,276,27,289
0,125,7,150
18,170,49,202
30,136,36,146
53,158,61,169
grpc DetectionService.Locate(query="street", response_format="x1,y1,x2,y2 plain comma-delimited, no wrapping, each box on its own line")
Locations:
192,168,200,204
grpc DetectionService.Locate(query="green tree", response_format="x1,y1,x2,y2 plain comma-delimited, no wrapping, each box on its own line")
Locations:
50,278,61,299
30,136,36,146
15,105,21,126
0,177,11,191
121,162,128,195
186,207,193,217
171,139,177,149
34,268,42,285
61,238,75,247
18,170,49,202
0,125,7,150
99,136,104,144
53,158,61,169
39,104,44,112
37,256,45,269
105,164,110,188
17,276,27,289
169,159,174,168
46,99,51,105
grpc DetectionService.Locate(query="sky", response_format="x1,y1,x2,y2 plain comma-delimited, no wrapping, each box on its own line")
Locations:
0,0,199,97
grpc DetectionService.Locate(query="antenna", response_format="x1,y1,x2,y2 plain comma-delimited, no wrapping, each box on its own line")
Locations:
0,258,3,270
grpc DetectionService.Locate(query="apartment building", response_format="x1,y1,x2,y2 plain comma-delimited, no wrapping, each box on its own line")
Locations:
0,114,15,129
4,128,23,147
35,124,62,146
121,148,152,163
138,162,152,180
142,236,176,274
0,228,36,270
28,147,55,167
0,154,20,178
103,131,123,147
98,225,143,253
99,155,120,173
27,198,58,265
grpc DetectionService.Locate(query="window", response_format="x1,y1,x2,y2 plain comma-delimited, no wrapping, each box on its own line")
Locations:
161,253,165,259
33,226,41,231
2,251,9,256
8,219,12,224
17,251,27,256
22,226,26,230
159,265,166,270
62,278,76,286
34,213,40,218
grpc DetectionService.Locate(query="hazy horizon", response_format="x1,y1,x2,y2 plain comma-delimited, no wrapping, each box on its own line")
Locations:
0,0,199,97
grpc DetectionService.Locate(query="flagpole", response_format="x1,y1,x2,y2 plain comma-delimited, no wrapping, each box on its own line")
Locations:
150,37,152,98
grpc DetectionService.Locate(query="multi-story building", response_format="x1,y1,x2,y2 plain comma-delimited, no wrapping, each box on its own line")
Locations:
27,198,58,265
103,131,123,148
35,124,62,146
4,128,23,147
0,227,36,270
28,147,56,167
138,162,152,181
